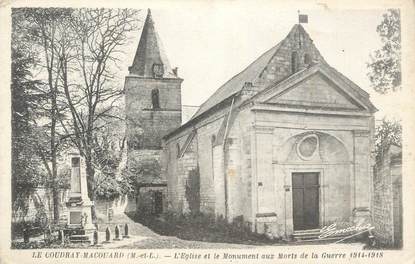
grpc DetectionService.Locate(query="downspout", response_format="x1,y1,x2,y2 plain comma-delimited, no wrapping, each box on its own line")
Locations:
222,96,235,221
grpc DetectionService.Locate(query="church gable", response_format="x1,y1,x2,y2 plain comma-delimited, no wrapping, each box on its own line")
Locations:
255,24,326,88
265,72,361,110
189,24,327,122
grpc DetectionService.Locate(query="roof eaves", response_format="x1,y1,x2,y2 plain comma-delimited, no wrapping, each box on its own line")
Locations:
163,92,240,140
245,62,377,112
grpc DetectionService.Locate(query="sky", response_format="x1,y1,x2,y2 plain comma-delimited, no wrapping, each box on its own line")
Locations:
118,7,401,121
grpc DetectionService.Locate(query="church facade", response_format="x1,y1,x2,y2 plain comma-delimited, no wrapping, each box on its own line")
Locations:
163,23,377,237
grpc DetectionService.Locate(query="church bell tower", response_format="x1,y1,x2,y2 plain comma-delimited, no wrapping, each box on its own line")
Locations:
125,9,182,202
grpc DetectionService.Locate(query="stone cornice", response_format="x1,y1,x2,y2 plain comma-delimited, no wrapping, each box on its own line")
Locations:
251,103,372,117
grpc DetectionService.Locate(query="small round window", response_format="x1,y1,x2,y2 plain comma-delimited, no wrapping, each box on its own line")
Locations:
297,134,318,160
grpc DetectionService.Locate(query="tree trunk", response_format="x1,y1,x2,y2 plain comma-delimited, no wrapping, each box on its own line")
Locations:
85,156,96,221
51,81,60,224
51,158,60,224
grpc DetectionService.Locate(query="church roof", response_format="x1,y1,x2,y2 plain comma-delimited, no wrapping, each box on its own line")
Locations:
129,9,177,78
190,41,283,120
190,24,323,121
164,23,375,139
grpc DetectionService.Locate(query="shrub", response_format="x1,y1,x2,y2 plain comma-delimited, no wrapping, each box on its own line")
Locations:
134,211,272,245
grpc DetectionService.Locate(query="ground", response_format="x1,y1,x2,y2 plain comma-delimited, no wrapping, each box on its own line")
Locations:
12,213,367,249
96,213,365,249
97,213,255,249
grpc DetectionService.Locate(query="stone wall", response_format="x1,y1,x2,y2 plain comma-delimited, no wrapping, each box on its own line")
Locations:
125,76,182,150
165,102,234,215
95,195,136,220
372,145,402,247
12,188,70,224
254,25,325,89
11,188,139,225
125,72,183,217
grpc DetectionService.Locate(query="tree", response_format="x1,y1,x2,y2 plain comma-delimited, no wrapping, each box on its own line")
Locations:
367,9,401,94
93,111,130,200
374,118,402,162
185,167,200,214
12,8,140,222
13,8,74,223
57,8,139,219
11,11,48,218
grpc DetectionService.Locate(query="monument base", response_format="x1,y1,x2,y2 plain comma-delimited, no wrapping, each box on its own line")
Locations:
66,199,96,245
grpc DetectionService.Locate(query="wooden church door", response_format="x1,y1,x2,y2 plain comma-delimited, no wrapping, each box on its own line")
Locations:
292,172,320,230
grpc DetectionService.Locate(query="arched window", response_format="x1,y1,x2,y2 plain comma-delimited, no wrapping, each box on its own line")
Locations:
304,53,311,65
151,88,160,109
291,51,299,73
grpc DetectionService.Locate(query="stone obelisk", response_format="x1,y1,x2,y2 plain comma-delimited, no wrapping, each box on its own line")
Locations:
66,152,95,231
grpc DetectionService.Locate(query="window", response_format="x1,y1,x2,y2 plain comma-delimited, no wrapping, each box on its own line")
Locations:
291,51,299,73
152,63,164,78
151,88,160,109
304,53,311,65
297,134,319,160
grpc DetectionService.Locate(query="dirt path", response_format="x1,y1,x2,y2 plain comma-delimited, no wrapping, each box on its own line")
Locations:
95,214,365,249
96,213,255,248
97,213,159,238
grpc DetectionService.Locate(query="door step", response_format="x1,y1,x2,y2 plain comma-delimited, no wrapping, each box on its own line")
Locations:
293,229,321,240
294,228,320,234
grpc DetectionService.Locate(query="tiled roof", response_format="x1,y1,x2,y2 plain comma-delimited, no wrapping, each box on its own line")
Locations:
129,9,177,78
190,41,283,120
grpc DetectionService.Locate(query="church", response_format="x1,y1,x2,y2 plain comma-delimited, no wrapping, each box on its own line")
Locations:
126,10,377,238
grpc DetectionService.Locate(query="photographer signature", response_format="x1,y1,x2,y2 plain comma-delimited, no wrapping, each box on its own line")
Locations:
319,219,375,239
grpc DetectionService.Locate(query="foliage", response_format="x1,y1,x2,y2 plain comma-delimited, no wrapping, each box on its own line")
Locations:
12,8,141,218
55,164,71,189
52,8,139,206
12,188,49,230
93,115,130,199
12,8,76,222
185,167,200,214
127,159,161,187
133,211,275,245
367,9,401,94
11,239,96,249
11,12,50,205
374,118,402,161
95,173,132,200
